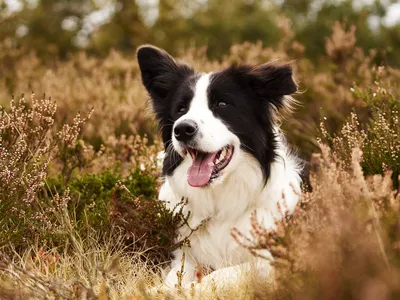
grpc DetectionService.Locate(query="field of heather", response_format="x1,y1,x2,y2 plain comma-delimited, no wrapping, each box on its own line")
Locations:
1,19,400,299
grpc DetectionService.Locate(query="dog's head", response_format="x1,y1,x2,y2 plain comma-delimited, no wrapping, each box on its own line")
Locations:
137,45,297,188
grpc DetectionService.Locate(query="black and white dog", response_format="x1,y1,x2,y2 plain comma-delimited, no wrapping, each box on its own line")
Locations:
137,45,302,288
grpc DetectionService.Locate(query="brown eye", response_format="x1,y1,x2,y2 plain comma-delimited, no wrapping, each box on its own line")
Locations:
179,106,187,113
217,101,227,107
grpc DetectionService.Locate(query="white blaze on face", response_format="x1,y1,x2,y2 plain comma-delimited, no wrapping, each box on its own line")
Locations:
172,73,239,156
171,73,241,187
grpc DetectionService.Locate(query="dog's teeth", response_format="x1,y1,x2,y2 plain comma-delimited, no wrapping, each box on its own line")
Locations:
221,147,227,158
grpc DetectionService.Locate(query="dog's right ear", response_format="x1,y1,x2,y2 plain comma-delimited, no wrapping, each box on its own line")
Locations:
137,45,194,103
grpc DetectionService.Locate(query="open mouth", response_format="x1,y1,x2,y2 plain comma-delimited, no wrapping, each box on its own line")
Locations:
185,145,234,187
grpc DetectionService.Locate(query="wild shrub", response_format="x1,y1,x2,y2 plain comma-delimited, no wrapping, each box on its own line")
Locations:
44,169,157,237
0,20,399,300
0,95,174,263
3,21,399,161
231,65,400,298
321,68,400,188
111,184,190,265
0,94,88,249
234,144,400,299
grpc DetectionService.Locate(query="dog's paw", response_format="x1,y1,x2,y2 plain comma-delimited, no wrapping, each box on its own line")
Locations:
145,284,173,298
184,279,217,295
146,280,192,298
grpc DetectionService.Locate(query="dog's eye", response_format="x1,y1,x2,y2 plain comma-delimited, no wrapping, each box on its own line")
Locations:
217,101,227,107
178,106,187,113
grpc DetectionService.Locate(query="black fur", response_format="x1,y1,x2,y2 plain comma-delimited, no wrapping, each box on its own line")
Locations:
207,64,296,180
137,46,297,180
136,45,195,149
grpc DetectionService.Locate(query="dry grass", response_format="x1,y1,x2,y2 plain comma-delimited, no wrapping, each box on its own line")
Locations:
1,142,399,300
233,144,400,300
1,21,400,299
2,21,398,159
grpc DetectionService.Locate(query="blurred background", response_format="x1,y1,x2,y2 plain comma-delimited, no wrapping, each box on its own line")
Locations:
1,0,400,159
1,3,400,298
1,0,400,64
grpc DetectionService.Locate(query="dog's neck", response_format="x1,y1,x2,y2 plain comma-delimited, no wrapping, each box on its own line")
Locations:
160,130,302,232
171,152,262,216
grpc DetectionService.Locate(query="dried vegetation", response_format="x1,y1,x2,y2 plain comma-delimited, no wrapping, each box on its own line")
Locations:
0,21,400,299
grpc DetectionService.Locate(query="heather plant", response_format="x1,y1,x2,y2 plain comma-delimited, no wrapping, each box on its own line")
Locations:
110,184,191,265
45,169,157,237
2,142,398,299
0,18,400,300
3,20,398,161
0,93,87,248
233,144,400,300
0,94,170,260
2,50,156,149
321,67,400,188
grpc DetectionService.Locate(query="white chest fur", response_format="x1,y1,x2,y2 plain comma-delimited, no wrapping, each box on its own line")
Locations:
159,134,302,286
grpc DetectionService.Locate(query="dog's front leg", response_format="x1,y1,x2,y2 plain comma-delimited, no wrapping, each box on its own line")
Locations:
164,248,197,288
186,258,274,292
147,249,196,296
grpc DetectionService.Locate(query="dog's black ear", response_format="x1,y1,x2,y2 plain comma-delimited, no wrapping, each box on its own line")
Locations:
137,45,194,149
249,63,297,109
137,45,193,102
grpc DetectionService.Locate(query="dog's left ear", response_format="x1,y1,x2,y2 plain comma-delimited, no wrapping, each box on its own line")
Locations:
137,45,194,149
248,63,297,109
136,45,193,102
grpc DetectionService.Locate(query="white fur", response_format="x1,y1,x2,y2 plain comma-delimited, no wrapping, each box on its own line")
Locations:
172,73,240,159
159,73,302,289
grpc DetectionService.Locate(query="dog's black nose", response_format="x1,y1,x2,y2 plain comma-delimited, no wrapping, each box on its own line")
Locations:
174,120,198,142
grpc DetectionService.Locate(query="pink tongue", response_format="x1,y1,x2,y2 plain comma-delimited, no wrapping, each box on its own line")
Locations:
187,152,218,187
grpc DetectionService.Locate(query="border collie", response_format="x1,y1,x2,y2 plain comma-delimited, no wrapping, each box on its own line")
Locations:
137,45,302,289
